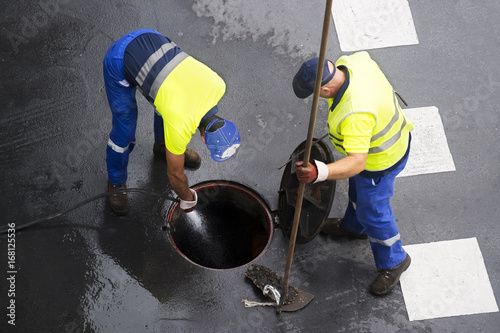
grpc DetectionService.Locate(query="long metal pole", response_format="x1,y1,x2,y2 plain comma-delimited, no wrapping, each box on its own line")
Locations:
278,0,333,313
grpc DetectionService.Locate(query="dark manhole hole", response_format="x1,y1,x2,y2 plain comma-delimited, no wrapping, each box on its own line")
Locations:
167,181,273,270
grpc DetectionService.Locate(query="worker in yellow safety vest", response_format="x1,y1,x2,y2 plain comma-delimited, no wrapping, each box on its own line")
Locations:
292,51,414,296
103,29,241,216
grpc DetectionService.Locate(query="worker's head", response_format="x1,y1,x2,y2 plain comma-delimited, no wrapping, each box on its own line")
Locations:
292,57,336,99
202,116,241,162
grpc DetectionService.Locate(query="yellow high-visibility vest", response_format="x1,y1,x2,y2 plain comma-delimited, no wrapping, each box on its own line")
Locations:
328,51,414,172
154,56,226,155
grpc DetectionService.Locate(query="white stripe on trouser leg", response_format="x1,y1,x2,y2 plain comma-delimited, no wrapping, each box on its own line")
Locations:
369,233,401,247
349,197,357,210
108,138,133,153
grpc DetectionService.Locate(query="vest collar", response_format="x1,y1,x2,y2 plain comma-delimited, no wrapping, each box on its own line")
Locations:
329,65,350,111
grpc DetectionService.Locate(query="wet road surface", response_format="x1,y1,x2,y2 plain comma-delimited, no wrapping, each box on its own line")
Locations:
1,0,499,332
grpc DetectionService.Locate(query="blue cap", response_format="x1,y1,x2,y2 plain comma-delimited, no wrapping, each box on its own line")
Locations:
292,57,335,99
205,119,241,162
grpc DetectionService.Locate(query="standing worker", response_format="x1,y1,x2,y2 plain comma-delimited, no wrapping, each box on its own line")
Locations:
103,29,240,216
292,51,413,296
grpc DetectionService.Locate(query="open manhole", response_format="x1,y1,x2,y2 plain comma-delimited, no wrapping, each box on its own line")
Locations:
166,180,274,270
165,138,336,270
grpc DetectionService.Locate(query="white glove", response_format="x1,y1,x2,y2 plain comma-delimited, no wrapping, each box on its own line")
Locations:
180,188,198,212
313,160,329,183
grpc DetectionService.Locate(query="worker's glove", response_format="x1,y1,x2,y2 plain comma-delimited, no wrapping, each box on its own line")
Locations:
295,160,329,184
180,188,198,213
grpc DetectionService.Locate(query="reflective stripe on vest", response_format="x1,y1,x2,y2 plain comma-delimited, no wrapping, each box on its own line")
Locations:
133,41,188,101
330,90,405,156
149,52,188,100
329,132,344,151
368,91,407,154
135,42,177,86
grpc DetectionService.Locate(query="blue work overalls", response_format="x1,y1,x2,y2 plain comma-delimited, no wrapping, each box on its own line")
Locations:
102,29,168,186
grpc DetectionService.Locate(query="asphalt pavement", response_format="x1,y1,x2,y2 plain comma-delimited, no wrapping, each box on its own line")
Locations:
1,0,499,332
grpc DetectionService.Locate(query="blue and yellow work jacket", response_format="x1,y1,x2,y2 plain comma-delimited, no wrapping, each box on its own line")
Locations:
124,31,225,155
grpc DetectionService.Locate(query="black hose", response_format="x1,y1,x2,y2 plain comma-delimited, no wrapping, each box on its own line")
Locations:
0,188,179,235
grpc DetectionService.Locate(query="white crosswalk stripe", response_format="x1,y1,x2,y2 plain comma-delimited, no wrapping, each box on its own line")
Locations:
401,238,499,321
331,0,419,52
330,1,499,322
398,106,456,178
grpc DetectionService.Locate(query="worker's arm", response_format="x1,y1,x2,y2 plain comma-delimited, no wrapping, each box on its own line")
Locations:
325,152,367,179
166,150,197,211
295,152,367,183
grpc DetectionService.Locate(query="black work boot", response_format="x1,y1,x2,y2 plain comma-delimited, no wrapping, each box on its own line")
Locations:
370,254,411,296
321,218,368,239
153,141,201,170
108,181,129,216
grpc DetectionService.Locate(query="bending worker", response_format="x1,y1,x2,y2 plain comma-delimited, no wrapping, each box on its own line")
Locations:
292,51,413,296
103,29,240,216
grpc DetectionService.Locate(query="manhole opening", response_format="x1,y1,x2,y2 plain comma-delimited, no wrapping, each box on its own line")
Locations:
167,181,273,270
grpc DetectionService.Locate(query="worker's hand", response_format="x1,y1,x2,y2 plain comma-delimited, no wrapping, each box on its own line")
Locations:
295,160,329,184
180,188,198,213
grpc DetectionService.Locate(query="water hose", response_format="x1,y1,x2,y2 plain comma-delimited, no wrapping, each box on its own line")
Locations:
0,188,179,235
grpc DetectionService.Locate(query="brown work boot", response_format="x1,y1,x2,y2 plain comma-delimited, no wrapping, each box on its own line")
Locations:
370,254,411,296
153,140,166,156
107,181,129,216
184,147,201,169
321,218,368,239
153,141,201,170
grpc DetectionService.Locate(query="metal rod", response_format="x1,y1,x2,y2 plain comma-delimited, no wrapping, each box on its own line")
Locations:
277,133,329,170
278,0,334,313
395,91,408,107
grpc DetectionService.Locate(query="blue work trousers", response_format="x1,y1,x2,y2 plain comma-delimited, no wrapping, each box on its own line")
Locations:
341,155,409,269
103,29,165,186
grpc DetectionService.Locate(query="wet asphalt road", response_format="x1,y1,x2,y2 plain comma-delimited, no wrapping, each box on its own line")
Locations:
1,0,500,332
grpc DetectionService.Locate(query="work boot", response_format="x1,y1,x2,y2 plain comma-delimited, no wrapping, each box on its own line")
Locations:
184,147,201,169
153,141,201,170
153,140,166,156
370,254,411,296
108,181,129,216
321,218,368,239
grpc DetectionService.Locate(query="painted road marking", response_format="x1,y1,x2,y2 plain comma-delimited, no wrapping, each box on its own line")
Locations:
398,106,455,177
400,238,499,321
331,0,419,52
